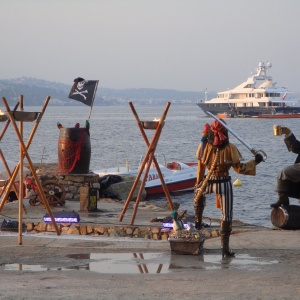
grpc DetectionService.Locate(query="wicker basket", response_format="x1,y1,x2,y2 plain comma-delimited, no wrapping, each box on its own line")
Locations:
169,238,205,255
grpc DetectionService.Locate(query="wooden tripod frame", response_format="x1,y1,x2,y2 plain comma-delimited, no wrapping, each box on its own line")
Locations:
0,100,27,212
119,102,174,225
0,96,60,244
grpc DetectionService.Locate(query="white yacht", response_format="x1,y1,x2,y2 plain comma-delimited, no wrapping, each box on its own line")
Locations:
197,61,300,118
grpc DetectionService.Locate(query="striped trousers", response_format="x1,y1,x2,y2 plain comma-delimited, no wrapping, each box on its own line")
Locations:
204,176,233,222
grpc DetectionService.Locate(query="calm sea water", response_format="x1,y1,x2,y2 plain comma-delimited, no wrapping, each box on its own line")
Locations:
1,103,299,228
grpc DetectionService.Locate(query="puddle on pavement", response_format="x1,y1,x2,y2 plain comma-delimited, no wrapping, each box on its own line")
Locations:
203,254,279,271
3,252,278,274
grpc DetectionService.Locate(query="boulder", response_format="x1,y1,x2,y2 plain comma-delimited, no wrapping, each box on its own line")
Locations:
105,174,146,201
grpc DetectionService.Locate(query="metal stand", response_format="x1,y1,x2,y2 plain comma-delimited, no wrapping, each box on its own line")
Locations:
0,95,60,244
119,102,174,225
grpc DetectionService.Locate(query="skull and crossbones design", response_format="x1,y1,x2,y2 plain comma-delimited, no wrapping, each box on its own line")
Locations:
72,80,89,100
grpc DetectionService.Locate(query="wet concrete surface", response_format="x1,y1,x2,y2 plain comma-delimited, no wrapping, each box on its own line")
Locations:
0,230,299,300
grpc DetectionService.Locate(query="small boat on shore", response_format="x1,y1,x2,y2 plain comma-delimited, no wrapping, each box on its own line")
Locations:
197,61,300,118
94,161,197,195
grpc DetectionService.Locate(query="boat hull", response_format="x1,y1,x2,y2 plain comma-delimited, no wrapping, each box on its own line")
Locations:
197,102,300,118
253,114,300,119
94,161,197,196
145,177,196,195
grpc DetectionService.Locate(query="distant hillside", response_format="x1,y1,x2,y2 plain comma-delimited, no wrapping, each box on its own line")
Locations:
0,77,209,106
0,77,69,106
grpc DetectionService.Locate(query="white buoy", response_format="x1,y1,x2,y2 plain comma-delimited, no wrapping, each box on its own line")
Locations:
233,179,242,186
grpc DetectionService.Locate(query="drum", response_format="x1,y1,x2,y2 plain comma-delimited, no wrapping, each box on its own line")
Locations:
270,205,300,230
58,128,91,174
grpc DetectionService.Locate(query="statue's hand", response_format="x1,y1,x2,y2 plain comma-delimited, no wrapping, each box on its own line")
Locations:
254,153,263,165
281,127,291,135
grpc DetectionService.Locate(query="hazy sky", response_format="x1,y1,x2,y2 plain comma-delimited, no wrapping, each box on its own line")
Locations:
1,0,300,93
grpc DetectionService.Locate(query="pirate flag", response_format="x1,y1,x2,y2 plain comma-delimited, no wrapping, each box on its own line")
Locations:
68,77,99,107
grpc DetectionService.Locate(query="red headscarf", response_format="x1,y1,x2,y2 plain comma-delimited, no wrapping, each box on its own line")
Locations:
210,119,228,146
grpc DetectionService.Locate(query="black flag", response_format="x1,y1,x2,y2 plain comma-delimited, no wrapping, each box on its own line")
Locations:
68,78,99,107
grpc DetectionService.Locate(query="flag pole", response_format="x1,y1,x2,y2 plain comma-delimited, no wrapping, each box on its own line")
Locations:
87,80,99,120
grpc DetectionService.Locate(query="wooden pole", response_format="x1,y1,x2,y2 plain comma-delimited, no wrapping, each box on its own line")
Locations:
0,101,19,141
128,102,174,209
0,96,50,211
0,101,22,203
119,118,164,222
1,97,60,236
0,149,23,201
18,95,24,245
87,80,99,120
129,143,157,224
119,102,173,224
118,136,155,221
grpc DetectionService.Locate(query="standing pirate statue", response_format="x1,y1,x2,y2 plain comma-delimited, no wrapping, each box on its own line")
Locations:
194,114,265,257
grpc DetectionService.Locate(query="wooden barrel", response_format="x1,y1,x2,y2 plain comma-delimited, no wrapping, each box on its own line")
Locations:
58,128,91,174
270,205,300,230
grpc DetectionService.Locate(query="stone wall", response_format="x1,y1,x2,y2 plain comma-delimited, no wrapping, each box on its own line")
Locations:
33,163,146,204
25,222,219,240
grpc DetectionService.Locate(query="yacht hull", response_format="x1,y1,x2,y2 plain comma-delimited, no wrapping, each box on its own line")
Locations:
197,103,300,118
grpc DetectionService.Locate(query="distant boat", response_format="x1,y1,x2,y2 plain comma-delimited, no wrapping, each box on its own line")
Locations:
217,112,234,118
253,113,300,119
217,112,251,119
94,161,197,195
197,61,300,118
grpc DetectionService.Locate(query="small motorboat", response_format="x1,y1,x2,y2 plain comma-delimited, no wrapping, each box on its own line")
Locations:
217,112,234,118
93,161,197,195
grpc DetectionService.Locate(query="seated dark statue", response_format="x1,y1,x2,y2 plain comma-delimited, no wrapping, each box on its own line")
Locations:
271,126,300,208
